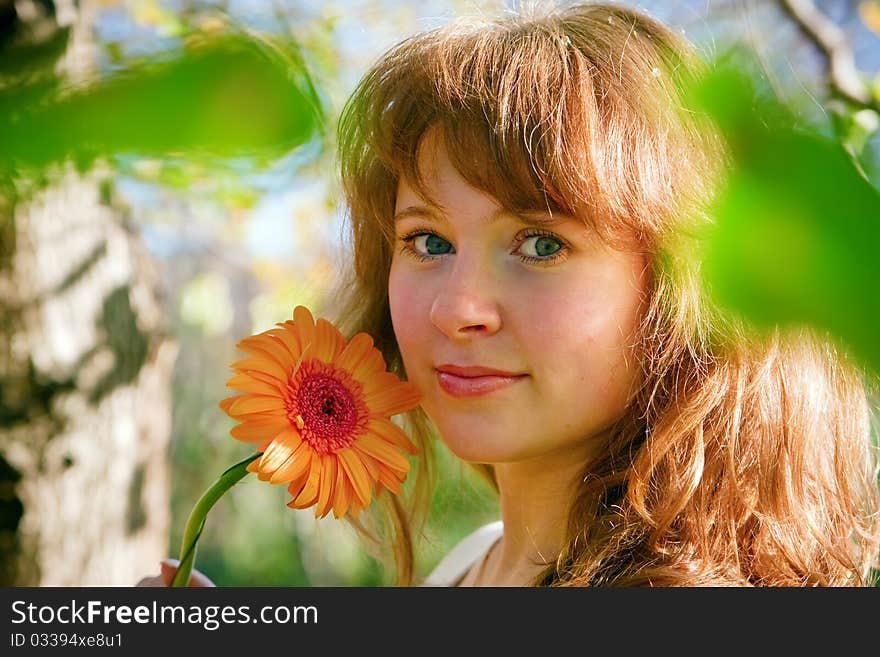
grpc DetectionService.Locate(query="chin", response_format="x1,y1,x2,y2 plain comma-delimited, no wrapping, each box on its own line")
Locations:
423,402,531,462
434,427,525,464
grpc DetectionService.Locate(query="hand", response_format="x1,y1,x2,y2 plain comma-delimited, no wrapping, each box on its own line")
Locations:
135,559,216,587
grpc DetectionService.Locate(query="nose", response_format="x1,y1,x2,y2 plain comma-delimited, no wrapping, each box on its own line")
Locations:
429,254,502,340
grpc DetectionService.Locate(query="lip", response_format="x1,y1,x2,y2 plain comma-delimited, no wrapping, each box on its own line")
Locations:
436,364,522,377
435,364,527,398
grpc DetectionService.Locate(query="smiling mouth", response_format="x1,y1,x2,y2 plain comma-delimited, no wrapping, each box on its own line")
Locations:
436,371,528,398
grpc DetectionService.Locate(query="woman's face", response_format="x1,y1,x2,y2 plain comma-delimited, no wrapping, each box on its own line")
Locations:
388,132,648,464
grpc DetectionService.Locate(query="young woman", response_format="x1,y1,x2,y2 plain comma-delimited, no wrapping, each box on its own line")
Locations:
330,1,880,587
141,1,880,587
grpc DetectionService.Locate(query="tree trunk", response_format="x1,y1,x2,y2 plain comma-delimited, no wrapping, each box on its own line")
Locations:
0,0,175,586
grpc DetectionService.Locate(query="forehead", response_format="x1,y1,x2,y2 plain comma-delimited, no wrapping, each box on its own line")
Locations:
398,131,459,197
392,124,647,253
393,121,569,217
395,135,577,231
396,127,551,214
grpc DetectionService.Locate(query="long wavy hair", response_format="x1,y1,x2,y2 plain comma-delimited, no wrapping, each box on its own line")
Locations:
329,2,880,586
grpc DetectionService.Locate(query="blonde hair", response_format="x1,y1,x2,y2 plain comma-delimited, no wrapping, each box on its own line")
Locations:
331,2,880,586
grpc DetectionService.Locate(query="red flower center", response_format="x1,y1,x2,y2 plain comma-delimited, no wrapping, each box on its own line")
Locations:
288,361,365,455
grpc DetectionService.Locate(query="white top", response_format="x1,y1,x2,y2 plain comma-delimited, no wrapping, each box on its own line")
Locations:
422,520,504,587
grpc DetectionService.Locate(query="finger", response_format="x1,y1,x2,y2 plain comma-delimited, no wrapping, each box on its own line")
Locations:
135,575,165,587
160,559,216,587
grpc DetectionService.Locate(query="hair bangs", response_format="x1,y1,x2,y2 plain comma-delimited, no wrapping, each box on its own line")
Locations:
378,22,628,245
341,8,719,254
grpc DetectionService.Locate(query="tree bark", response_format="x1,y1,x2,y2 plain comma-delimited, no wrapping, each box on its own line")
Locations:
0,0,175,586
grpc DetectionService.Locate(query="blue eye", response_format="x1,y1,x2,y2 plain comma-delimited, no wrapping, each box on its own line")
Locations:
412,233,453,256
520,234,563,258
397,230,455,262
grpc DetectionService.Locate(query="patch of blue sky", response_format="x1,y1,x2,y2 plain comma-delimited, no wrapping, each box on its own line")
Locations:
244,188,302,260
139,221,184,259
223,0,319,32
245,176,346,261
115,176,158,209
238,139,326,195
94,5,182,62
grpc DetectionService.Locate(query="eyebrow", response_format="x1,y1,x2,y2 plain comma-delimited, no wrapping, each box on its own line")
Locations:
393,204,568,228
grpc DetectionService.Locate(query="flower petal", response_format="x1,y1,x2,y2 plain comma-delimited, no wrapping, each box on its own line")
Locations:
355,433,410,473
235,411,289,423
364,380,421,417
267,326,303,363
360,371,405,397
230,394,284,416
221,395,287,419
314,454,337,518
270,440,311,485
349,349,386,382
368,418,418,455
235,335,291,370
377,466,403,495
238,334,295,370
359,451,381,481
231,356,289,385
290,452,321,507
244,369,288,392
336,332,375,373
230,416,291,443
285,459,312,501
332,460,351,519
254,429,302,480
226,373,282,397
310,318,343,363
292,306,316,354
337,448,372,508
218,395,238,414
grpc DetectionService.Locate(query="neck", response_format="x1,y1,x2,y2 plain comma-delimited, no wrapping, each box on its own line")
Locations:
480,440,599,586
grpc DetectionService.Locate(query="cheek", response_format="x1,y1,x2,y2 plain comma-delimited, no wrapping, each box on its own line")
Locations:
526,260,646,394
524,288,627,351
388,264,427,364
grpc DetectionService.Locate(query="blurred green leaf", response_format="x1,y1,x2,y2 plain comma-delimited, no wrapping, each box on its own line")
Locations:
695,65,880,374
0,33,324,177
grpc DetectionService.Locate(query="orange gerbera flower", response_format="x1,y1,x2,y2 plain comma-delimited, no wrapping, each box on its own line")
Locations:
219,305,421,520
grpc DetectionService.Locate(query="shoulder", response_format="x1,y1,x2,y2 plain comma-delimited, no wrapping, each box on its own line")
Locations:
421,520,503,587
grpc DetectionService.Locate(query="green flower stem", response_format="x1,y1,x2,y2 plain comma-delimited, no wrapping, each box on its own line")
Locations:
171,452,261,588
